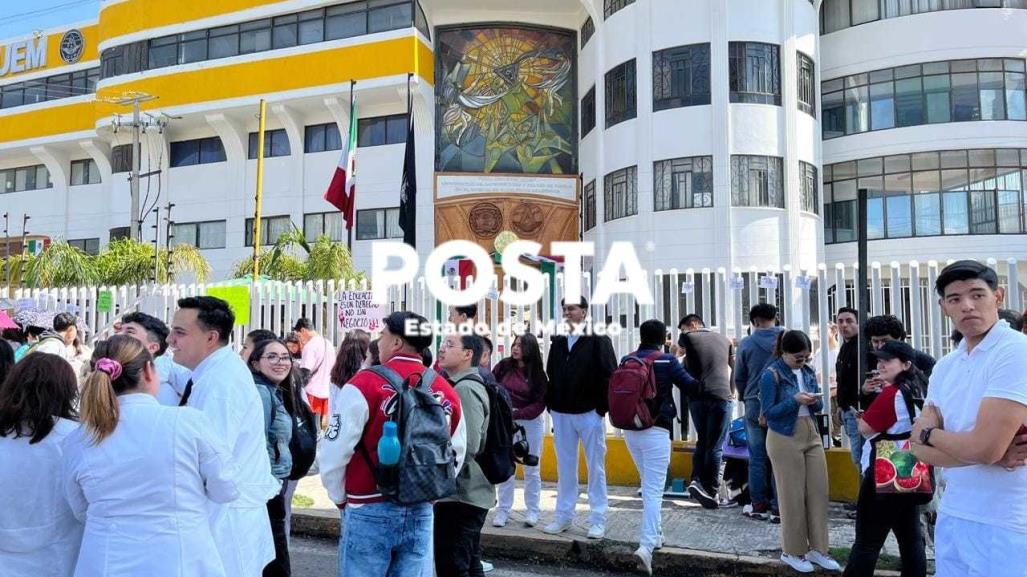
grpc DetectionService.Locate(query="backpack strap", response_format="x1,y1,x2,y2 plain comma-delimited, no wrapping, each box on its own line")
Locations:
367,365,408,392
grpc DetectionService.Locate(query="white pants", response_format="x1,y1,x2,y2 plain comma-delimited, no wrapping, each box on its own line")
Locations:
935,513,1027,577
497,414,545,517
551,410,608,526
624,427,671,552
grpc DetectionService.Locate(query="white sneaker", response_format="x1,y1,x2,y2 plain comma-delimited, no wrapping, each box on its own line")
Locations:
524,512,540,527
492,511,508,527
587,524,606,539
806,550,841,571
780,554,815,573
481,560,494,573
542,520,571,535
633,546,653,576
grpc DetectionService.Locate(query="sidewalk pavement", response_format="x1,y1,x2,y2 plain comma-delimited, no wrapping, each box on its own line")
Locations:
291,475,924,576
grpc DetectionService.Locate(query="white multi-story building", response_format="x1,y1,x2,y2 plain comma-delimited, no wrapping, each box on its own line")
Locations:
0,0,1023,291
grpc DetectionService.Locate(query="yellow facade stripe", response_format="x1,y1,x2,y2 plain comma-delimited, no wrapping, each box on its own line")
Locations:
0,24,99,83
0,100,96,144
100,0,284,43
1,37,433,145
95,37,433,117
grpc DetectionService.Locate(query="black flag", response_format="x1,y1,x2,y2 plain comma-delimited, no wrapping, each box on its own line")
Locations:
398,76,416,248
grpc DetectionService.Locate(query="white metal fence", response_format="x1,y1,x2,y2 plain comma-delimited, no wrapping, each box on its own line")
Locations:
7,258,1023,442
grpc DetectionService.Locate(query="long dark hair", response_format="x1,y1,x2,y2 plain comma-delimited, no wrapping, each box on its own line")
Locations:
331,330,370,388
893,364,929,410
0,352,78,444
0,340,14,385
495,333,548,399
81,335,153,444
248,339,311,418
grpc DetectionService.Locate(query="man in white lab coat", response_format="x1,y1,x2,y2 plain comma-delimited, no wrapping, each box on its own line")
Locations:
117,312,192,405
169,296,280,577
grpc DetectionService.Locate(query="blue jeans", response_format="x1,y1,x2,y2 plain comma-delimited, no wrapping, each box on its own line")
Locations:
339,502,432,577
842,408,863,469
744,399,777,509
689,398,731,491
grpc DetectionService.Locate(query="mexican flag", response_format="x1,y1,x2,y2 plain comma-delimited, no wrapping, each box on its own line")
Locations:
324,94,358,229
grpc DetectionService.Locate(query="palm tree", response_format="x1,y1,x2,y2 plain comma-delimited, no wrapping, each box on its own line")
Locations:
21,241,99,287
93,239,211,285
232,225,364,283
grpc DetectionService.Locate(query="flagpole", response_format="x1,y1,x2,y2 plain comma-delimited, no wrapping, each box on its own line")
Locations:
346,80,355,253
253,99,267,281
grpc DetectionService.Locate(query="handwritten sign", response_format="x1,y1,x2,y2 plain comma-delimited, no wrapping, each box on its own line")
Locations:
338,290,389,333
96,291,113,313
758,276,779,290
680,281,694,295
794,276,814,290
729,277,745,291
206,286,251,323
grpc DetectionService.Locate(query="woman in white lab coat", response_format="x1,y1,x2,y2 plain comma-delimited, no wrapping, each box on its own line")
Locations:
0,352,83,577
63,335,240,577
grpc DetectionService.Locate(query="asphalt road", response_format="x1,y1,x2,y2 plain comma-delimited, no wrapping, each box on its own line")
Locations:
291,535,626,577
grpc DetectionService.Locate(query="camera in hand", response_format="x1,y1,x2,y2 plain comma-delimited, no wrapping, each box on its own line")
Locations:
512,425,539,467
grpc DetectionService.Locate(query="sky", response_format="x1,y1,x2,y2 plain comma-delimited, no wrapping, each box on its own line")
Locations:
0,0,101,39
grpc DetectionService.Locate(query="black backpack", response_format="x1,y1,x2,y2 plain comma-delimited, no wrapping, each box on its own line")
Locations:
286,381,318,481
456,373,517,485
358,366,458,504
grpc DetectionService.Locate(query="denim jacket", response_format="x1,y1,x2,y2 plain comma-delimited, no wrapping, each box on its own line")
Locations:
758,357,823,436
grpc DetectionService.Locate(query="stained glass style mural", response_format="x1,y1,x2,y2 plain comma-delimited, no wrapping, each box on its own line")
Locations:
435,25,577,175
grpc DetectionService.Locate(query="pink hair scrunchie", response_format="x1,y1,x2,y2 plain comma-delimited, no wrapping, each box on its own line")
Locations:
95,358,123,381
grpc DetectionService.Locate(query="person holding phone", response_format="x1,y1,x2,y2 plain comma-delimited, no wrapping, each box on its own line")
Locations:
760,330,839,574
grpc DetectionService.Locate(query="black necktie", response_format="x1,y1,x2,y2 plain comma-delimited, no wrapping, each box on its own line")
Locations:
179,379,194,407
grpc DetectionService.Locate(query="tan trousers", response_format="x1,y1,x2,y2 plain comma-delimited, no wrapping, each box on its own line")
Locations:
766,417,830,556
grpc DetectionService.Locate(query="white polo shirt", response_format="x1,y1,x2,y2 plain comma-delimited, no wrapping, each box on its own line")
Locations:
926,321,1027,534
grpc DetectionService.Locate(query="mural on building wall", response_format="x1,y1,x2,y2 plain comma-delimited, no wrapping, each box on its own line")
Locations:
435,25,577,175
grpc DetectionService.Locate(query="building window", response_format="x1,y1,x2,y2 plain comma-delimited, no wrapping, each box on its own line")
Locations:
358,114,407,147
245,215,293,246
580,17,595,49
248,129,291,159
821,0,1027,34
822,58,1027,139
68,238,100,255
604,166,638,221
823,148,1027,244
303,212,347,242
797,51,816,117
111,144,133,173
171,220,227,249
109,227,131,242
605,59,637,128
583,180,596,231
102,1,427,80
0,165,51,193
0,67,99,110
170,137,227,167
304,123,343,153
653,156,713,211
581,87,596,137
356,208,403,240
70,159,101,186
800,161,819,214
731,155,785,208
604,0,635,19
653,43,711,111
729,42,781,105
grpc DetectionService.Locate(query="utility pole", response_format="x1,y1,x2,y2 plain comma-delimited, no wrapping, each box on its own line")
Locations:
20,214,29,288
3,212,9,293
108,92,158,241
253,99,267,280
164,202,175,281
151,206,160,283
857,187,870,404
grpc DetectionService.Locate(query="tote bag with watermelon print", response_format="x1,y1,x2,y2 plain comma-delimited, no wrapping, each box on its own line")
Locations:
869,390,935,505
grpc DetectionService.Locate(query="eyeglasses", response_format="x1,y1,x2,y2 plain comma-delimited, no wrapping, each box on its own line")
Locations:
261,354,292,364
787,353,809,364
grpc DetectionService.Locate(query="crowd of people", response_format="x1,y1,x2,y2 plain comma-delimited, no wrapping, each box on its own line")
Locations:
1,260,1026,577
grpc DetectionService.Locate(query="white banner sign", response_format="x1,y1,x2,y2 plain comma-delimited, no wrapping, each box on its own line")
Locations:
337,290,389,333
436,174,577,202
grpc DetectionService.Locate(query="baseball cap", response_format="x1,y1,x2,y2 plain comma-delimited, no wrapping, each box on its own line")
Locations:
871,340,916,363
935,260,998,296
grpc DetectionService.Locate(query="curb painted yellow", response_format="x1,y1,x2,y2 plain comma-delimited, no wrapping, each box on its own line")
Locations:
1,36,433,145
527,435,860,503
99,0,283,44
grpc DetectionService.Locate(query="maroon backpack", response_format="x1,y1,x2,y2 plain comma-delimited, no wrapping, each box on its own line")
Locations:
608,350,663,430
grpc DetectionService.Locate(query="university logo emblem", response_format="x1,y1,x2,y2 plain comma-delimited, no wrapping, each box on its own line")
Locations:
60,29,85,64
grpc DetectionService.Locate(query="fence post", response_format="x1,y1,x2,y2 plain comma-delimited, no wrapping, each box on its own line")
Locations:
889,261,903,323
782,265,794,329
927,261,943,360
1007,258,1021,312
909,261,923,351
